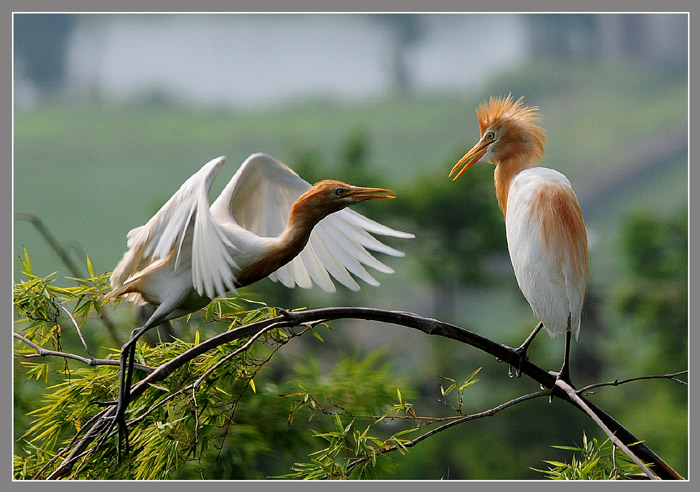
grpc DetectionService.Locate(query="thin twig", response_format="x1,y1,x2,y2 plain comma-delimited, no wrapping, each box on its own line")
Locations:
14,332,154,373
45,406,115,479
52,320,293,478
192,323,271,390
59,305,96,362
32,407,110,479
15,212,85,278
190,323,272,466
342,391,549,477
554,379,659,480
577,370,688,394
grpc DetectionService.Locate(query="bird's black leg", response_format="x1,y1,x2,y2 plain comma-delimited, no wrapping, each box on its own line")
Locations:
554,323,573,386
548,313,574,389
99,324,151,462
507,321,543,378
116,336,137,455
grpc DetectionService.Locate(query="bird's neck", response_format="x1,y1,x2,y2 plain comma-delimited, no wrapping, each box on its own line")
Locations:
494,157,535,216
276,210,319,259
249,203,325,282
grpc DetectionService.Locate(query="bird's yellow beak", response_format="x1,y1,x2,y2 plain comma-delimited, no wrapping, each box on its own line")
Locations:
348,186,396,201
449,141,490,181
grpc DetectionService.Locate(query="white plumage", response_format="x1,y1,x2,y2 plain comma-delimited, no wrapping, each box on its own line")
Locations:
109,152,413,325
106,152,413,449
450,94,588,382
505,167,587,340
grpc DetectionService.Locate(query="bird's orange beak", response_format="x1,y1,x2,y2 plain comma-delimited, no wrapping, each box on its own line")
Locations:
347,186,396,201
449,140,490,181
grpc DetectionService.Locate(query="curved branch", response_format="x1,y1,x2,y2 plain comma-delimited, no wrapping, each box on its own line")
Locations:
46,307,685,480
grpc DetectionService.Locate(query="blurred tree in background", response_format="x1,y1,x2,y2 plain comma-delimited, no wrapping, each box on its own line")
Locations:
14,14,76,94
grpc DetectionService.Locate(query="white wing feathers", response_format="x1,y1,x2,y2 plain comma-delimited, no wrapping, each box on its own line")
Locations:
191,169,239,299
135,155,228,265
210,153,413,293
277,210,406,292
117,152,413,301
113,156,239,300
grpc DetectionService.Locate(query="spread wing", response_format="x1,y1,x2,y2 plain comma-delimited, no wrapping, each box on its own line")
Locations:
110,156,239,301
210,153,414,293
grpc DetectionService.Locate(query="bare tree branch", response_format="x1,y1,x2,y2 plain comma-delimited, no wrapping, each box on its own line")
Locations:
43,307,685,480
14,332,154,373
577,371,688,394
59,305,96,362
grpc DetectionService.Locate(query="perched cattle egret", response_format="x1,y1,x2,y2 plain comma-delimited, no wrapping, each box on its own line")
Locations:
450,94,588,384
106,152,414,451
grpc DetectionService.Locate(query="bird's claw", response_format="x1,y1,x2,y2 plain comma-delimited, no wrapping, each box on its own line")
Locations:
546,370,575,403
548,370,573,387
503,344,528,378
497,343,510,362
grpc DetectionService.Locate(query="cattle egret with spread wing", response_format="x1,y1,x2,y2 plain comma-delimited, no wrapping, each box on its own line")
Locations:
449,95,588,384
106,152,414,453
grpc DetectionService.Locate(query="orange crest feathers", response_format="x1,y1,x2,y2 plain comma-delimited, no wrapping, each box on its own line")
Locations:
477,94,545,138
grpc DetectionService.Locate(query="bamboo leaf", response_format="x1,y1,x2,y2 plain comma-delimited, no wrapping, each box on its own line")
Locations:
307,325,325,342
86,255,95,279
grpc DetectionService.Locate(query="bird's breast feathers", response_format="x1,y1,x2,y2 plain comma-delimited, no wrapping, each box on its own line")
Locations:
505,167,588,338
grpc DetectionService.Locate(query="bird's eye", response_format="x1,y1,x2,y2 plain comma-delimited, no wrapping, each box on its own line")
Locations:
334,188,345,197
485,131,496,141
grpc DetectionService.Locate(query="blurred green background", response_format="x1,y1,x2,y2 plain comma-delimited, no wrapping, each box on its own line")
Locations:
13,13,688,479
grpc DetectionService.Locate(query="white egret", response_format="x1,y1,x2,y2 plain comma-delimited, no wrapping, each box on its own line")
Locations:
450,95,588,383
106,152,414,451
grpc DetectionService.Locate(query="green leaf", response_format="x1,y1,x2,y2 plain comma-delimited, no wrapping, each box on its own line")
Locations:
543,460,569,467
459,367,482,390
307,325,325,342
552,445,583,451
86,255,95,279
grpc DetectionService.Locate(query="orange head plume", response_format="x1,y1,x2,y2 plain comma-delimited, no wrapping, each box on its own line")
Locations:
450,94,546,180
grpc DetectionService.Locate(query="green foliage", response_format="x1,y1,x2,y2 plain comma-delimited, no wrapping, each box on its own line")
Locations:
534,432,645,480
397,163,506,287
614,206,687,373
620,208,687,281
13,248,113,366
12,257,493,480
13,254,416,480
279,370,482,480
